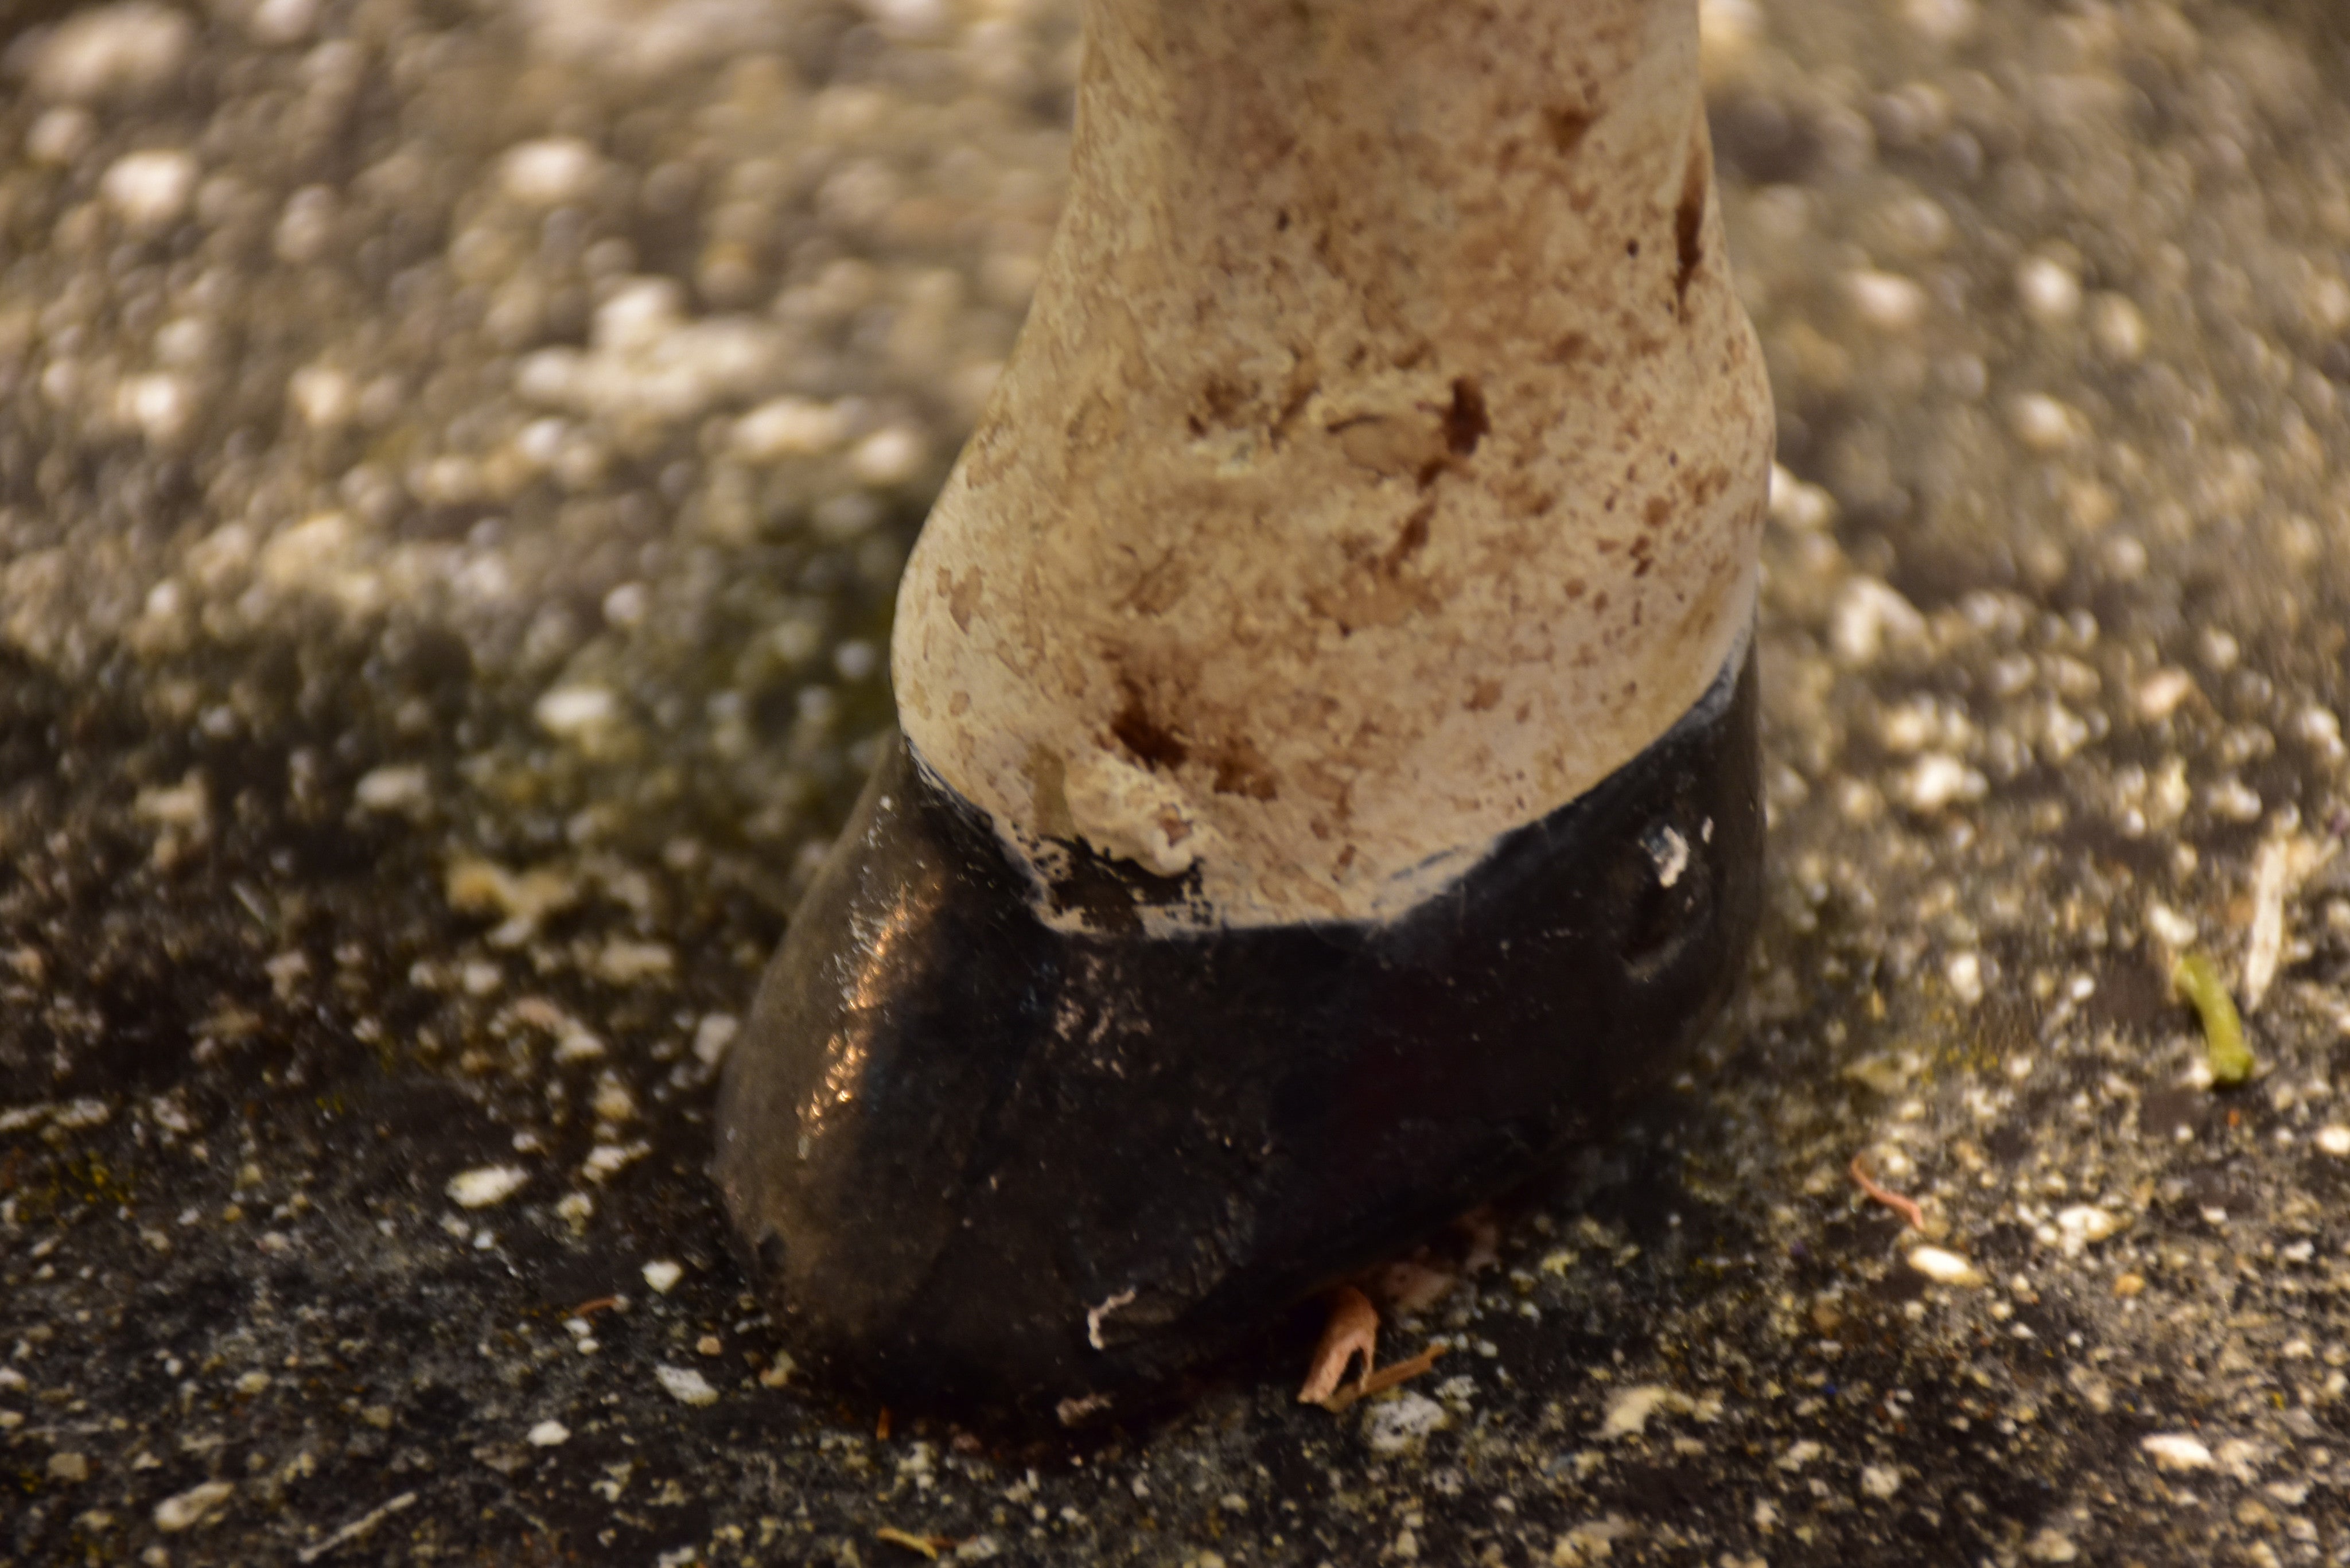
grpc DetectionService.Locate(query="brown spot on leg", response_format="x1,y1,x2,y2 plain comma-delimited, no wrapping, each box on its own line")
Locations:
1674,131,1710,310
1544,104,1594,155
1110,679,1189,770
1442,376,1488,457
1195,373,1249,433
1208,736,1279,800
1380,502,1434,576
947,566,984,632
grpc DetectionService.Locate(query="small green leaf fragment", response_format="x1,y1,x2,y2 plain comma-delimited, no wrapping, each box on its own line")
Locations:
2172,950,2254,1087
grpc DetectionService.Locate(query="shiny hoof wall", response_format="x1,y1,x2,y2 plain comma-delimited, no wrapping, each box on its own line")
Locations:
714,644,1763,1422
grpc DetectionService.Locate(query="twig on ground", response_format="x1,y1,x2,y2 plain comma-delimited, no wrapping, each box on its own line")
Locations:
1319,1344,1448,1415
297,1492,418,1563
1849,1154,1925,1231
876,1526,957,1559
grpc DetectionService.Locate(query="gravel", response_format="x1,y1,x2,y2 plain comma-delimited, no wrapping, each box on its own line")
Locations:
6,0,2350,1563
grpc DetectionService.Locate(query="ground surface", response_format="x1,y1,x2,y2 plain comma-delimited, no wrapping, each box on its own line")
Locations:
5,0,2350,1563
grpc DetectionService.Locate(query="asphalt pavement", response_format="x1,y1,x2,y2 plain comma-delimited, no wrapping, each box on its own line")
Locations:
6,1,2350,1563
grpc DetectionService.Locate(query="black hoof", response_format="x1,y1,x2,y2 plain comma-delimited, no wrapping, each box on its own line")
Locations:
715,639,1762,1420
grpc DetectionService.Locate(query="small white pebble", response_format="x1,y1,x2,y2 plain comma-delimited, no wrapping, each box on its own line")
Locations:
1900,754,1987,814
2009,393,2083,453
2295,707,2345,761
593,939,674,985
500,138,603,208
1830,577,1925,666
2056,1207,2123,1244
2134,668,2196,721
602,582,648,629
2016,257,2082,325
553,1029,606,1064
289,365,357,430
1903,0,1977,44
101,149,198,231
1777,1439,1823,1471
1907,1246,1986,1287
1880,703,1937,753
1698,0,1765,73
655,1364,719,1407
2090,294,2147,361
2143,901,2198,951
591,1076,637,1125
2317,1126,2350,1157
2244,835,2295,1010
1847,270,1928,332
2307,275,2350,337
2141,1433,2214,1472
29,3,193,103
1597,1385,1683,1439
513,416,568,468
1860,1464,1902,1500
2025,1528,2080,1565
258,512,363,597
354,765,431,814
273,185,337,264
592,278,685,353
1767,464,1835,531
154,317,212,368
445,1165,530,1209
116,374,192,445
26,106,94,165
2206,778,2263,823
1363,1391,1449,1455
581,1142,649,1182
642,1259,684,1294
863,0,950,40
154,1480,234,1532
134,776,206,828
849,426,928,487
692,1014,740,1068
732,397,850,461
248,0,320,44
535,684,619,739
1945,951,1985,1006
526,1420,570,1447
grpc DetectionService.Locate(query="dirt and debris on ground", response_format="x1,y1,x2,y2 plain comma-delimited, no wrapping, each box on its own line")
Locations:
6,0,2350,1563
